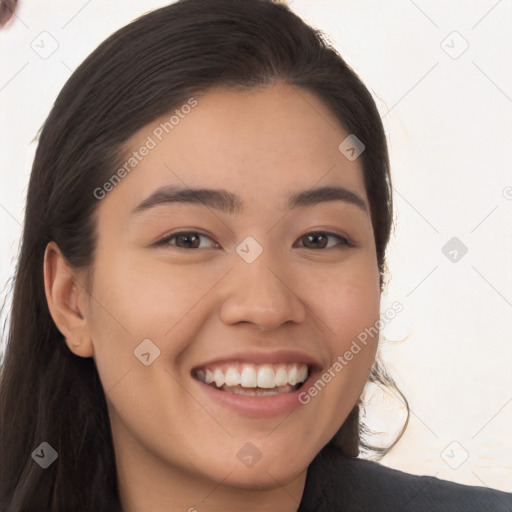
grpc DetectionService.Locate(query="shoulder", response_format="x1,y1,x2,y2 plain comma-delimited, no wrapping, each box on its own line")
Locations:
299,443,512,512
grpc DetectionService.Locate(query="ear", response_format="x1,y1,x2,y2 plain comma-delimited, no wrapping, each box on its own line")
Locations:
43,241,94,358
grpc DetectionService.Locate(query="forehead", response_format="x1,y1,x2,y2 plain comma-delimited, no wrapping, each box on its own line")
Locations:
96,82,369,219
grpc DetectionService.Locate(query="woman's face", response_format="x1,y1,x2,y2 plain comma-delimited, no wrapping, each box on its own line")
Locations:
82,82,380,495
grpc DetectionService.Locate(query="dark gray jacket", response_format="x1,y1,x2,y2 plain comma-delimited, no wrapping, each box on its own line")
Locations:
298,444,512,511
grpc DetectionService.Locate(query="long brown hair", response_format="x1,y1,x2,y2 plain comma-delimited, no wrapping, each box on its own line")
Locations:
0,0,408,510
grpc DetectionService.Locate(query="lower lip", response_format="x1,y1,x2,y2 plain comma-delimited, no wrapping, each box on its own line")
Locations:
193,371,318,419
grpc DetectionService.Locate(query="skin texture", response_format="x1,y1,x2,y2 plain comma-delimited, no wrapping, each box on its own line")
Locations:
44,81,381,512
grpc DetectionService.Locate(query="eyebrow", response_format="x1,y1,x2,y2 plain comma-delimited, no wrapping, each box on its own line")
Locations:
130,184,369,216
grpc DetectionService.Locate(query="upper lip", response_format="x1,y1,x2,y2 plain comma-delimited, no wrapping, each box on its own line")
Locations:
191,349,323,372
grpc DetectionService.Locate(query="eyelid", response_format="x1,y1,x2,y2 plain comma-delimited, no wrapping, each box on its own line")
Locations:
152,230,219,249
152,230,354,250
296,231,354,249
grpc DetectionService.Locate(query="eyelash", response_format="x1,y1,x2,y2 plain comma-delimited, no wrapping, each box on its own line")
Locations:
153,230,354,250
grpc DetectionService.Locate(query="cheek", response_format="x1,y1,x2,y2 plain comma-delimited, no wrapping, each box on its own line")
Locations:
323,277,380,392
328,280,380,355
89,251,214,337
309,253,381,344
300,256,380,423
85,250,227,391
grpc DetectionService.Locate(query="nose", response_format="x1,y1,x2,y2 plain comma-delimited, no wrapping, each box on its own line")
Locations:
219,251,306,331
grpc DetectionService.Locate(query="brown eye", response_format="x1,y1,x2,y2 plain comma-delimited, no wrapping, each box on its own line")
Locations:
154,231,219,250
153,231,352,251
296,232,351,250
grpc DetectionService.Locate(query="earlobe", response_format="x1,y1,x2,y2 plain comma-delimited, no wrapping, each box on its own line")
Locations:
43,241,94,358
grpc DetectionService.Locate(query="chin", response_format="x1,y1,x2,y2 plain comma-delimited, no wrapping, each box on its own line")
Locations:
222,462,308,491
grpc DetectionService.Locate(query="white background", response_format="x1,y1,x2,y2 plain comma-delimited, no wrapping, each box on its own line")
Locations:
1,0,511,492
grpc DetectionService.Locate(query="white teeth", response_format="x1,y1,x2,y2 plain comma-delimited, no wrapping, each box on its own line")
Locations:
204,368,214,384
195,362,310,391
224,367,240,386
257,365,275,388
213,368,225,387
240,365,257,387
274,366,288,387
288,365,298,386
298,364,308,383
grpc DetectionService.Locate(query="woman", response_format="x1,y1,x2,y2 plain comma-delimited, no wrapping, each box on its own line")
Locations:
0,0,510,510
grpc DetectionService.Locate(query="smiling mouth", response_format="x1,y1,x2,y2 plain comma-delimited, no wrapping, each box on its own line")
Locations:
193,362,310,397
